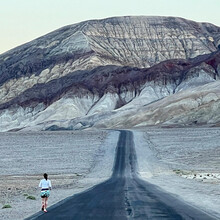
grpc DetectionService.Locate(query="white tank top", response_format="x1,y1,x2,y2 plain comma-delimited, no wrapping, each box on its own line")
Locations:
39,179,52,189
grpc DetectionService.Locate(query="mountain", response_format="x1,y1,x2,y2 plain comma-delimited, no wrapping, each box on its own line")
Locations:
0,16,220,131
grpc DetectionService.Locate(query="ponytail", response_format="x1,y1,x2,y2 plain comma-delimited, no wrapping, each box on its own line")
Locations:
44,173,48,180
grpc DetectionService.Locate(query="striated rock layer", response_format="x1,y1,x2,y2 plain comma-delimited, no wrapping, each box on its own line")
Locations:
0,16,220,131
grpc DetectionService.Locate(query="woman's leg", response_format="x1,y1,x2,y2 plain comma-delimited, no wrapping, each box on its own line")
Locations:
41,197,45,210
44,197,48,211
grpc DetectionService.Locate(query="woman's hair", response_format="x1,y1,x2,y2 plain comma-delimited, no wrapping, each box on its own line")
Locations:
44,173,48,180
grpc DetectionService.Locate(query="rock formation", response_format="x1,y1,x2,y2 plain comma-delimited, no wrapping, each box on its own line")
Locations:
0,16,220,131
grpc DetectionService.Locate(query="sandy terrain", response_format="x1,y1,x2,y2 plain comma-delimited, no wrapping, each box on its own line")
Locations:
0,130,119,220
134,127,220,219
1,127,219,219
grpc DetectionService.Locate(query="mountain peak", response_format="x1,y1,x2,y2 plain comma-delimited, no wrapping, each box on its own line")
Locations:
0,16,220,131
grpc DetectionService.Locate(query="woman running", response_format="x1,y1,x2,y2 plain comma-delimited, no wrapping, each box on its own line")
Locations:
39,173,52,212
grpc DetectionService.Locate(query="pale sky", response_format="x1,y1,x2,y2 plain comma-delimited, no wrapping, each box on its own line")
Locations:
1,0,220,54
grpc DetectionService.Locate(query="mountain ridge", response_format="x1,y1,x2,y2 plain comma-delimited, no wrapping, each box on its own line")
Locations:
1,15,220,55
0,16,220,131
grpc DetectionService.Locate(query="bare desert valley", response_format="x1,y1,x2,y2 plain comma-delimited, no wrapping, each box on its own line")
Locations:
0,128,219,219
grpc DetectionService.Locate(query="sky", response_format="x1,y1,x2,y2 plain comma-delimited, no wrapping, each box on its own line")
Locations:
1,0,220,54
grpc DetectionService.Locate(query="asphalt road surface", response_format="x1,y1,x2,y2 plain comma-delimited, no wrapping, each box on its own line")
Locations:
27,131,216,220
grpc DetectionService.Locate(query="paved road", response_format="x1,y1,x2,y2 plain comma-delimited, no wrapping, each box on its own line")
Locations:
28,131,216,219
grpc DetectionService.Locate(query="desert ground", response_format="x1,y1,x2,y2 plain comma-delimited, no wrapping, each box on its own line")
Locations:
0,128,219,219
0,130,119,219
135,127,220,218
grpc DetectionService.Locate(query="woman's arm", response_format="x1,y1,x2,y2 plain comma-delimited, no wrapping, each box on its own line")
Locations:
49,180,52,190
39,180,42,188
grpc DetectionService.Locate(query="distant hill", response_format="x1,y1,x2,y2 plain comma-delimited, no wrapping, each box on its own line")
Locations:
0,16,220,131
